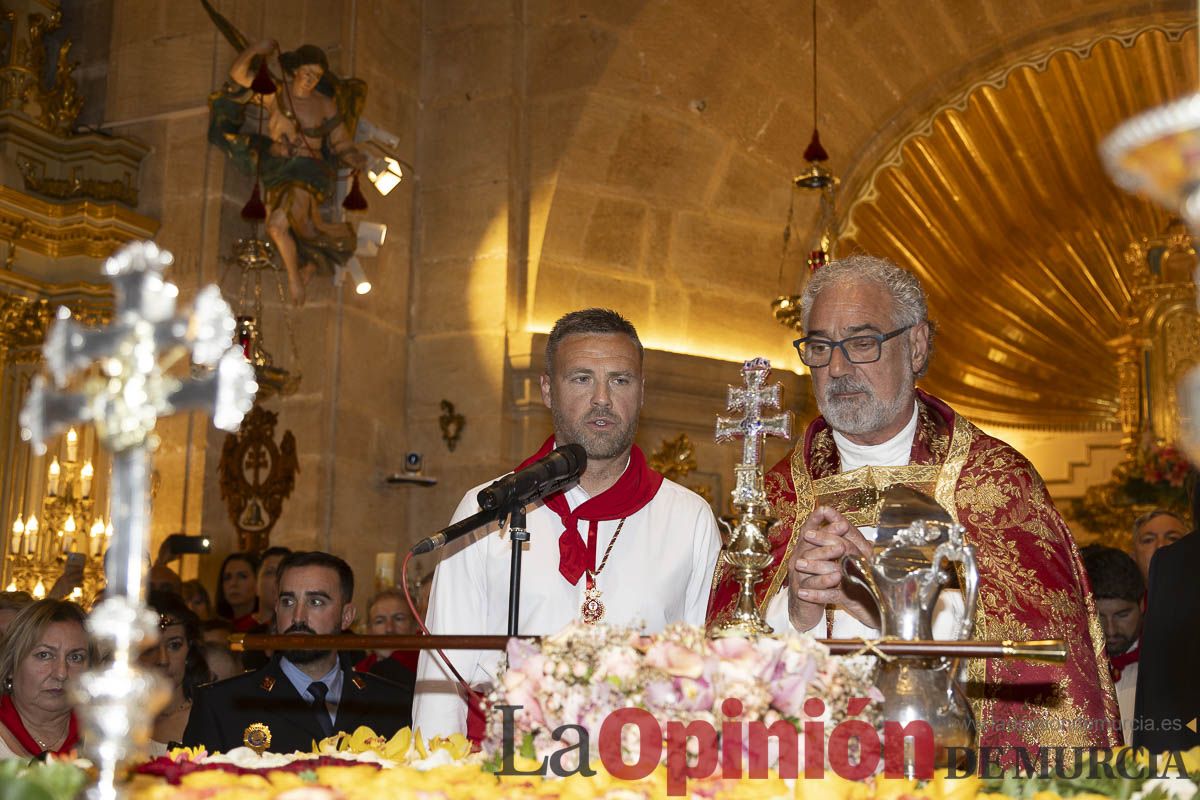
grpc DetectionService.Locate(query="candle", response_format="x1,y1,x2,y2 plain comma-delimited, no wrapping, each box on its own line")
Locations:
10,517,23,554
89,519,104,557
81,461,94,498
66,428,78,462
375,552,397,591
25,516,38,556
63,515,76,553
47,458,60,496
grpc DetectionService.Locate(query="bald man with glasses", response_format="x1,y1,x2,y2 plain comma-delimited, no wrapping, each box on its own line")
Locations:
707,255,1119,759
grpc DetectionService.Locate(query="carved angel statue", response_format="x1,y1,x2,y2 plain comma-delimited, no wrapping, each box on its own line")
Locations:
203,0,368,306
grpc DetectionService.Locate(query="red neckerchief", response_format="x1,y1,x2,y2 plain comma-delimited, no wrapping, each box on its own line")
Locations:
515,436,663,585
354,648,420,674
231,613,258,633
1110,639,1140,682
0,694,79,756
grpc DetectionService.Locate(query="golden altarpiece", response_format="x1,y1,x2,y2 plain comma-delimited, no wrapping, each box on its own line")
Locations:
0,0,155,601
1072,221,1200,542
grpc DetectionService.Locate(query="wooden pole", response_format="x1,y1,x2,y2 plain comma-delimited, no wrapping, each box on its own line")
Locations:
230,633,1065,662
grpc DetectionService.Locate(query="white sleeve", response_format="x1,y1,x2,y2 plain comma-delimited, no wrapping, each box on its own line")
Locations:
412,492,490,738
683,498,722,627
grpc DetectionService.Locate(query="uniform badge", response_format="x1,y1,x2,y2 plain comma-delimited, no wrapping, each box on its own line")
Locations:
260,676,276,692
351,676,366,690
243,723,272,754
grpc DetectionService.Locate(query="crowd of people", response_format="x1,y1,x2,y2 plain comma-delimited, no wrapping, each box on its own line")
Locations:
0,254,1196,763
0,549,430,758
1081,508,1198,752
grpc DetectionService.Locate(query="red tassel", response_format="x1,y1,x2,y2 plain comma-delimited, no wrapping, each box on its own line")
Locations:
803,129,829,162
342,172,368,211
250,59,276,95
241,182,267,221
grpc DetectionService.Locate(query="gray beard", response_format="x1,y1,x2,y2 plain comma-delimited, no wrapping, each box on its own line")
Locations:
551,407,638,461
819,376,912,437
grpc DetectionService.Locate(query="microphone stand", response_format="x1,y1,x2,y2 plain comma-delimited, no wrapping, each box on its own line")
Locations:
506,504,528,636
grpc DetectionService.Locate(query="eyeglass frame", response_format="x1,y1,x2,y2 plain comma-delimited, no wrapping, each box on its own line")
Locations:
792,325,913,368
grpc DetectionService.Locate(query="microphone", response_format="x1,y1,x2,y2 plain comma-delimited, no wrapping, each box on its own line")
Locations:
408,444,586,555
477,444,586,511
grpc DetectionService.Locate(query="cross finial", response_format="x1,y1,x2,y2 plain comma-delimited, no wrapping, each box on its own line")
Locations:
20,241,257,454
715,357,793,506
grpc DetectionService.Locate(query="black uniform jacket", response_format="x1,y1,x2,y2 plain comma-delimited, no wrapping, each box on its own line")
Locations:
1134,533,1200,752
182,653,413,754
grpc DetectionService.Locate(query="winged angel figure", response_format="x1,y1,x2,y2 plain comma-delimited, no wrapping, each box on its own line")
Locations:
202,0,368,305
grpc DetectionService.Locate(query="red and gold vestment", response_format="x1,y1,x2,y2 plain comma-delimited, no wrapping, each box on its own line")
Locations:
707,390,1120,750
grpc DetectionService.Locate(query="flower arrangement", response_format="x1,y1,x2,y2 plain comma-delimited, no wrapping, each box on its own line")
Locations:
1066,438,1193,543
1140,441,1192,488
482,622,881,773
115,745,1200,800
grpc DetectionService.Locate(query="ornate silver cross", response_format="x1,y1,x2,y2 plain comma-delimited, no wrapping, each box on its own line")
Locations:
19,240,256,799
715,357,793,507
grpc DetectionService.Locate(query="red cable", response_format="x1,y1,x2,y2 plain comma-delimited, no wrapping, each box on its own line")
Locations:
400,550,487,721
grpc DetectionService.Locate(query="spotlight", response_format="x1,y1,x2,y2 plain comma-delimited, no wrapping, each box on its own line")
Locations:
356,222,388,257
366,155,403,196
345,256,372,295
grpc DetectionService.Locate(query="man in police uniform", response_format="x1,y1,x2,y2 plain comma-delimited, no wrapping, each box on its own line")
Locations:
183,551,411,753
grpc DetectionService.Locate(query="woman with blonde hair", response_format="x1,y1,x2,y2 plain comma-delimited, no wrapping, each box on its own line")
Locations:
0,599,95,758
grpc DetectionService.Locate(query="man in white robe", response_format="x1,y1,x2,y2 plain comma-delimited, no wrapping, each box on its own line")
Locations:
414,308,721,737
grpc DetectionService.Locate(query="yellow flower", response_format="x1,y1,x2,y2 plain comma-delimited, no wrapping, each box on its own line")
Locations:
873,776,919,800
314,764,379,786
1178,746,1200,775
795,772,870,800
263,770,309,791
383,727,414,760
428,733,472,761
1030,792,1062,800
179,771,269,790
930,770,980,800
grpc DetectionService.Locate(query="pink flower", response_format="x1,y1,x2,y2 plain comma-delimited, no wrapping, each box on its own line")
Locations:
711,636,775,680
645,641,706,678
504,673,546,728
673,676,714,711
769,672,810,717
506,638,541,671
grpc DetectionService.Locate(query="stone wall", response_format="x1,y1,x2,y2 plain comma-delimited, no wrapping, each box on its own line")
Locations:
94,0,420,609
69,0,1164,608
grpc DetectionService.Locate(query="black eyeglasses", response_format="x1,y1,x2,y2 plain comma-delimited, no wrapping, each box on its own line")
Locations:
793,326,912,368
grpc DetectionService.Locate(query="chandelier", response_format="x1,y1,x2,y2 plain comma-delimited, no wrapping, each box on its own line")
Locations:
773,0,840,335
4,426,110,603
223,237,301,398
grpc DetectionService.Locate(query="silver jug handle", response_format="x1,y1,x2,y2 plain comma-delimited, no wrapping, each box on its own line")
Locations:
932,530,979,684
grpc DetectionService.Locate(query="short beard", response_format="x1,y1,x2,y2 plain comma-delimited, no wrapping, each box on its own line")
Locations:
1105,637,1133,658
281,622,331,665
819,375,913,437
552,406,638,461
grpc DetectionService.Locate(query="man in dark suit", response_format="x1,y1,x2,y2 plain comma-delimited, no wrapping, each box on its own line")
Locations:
1133,532,1200,752
183,551,412,753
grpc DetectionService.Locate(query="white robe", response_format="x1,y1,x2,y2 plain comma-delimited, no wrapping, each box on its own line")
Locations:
764,403,965,637
1114,646,1138,744
413,470,722,737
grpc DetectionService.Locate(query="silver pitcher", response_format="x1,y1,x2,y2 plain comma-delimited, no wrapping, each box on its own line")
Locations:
840,486,979,775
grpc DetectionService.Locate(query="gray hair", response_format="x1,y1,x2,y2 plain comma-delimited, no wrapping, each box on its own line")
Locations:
800,254,933,376
1131,509,1186,539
